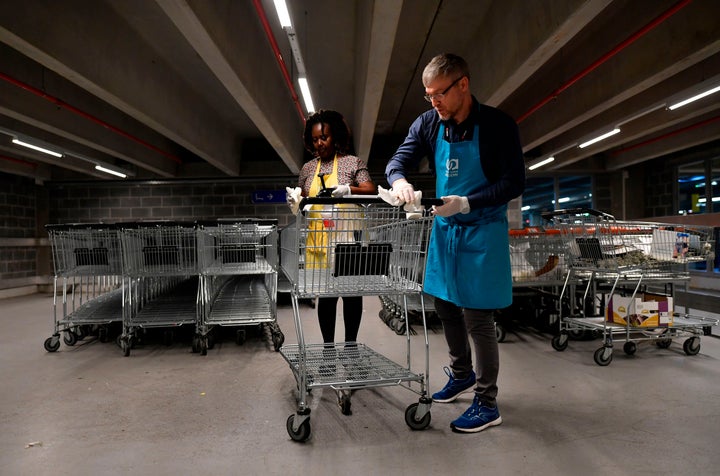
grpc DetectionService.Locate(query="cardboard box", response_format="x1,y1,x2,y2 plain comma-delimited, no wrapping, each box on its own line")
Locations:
606,293,674,327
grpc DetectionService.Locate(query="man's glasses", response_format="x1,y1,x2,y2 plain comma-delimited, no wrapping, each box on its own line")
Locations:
424,76,464,103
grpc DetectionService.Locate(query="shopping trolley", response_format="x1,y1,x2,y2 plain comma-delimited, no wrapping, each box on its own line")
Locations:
543,208,717,365
44,223,123,351
118,221,199,356
377,216,437,336
195,219,284,354
279,196,439,442
505,226,571,339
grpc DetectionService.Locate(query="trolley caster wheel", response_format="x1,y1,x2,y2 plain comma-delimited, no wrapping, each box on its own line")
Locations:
191,335,200,353
63,330,78,346
593,346,613,366
495,324,506,343
98,327,109,343
551,334,568,351
286,414,311,442
200,337,208,356
623,341,637,356
236,329,246,345
207,334,215,350
393,318,406,335
405,403,431,431
683,337,701,356
338,392,352,415
656,338,672,349
121,338,132,357
74,326,87,340
44,336,60,352
272,332,285,352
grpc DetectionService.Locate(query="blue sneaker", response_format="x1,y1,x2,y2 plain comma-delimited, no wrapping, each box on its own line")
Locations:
450,394,502,433
432,366,476,403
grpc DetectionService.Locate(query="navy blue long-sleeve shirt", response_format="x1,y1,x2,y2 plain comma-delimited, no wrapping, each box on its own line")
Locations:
385,97,525,210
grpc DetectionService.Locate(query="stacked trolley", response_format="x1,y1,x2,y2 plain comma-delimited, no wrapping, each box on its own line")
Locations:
196,218,284,354
506,225,571,339
118,221,199,356
377,215,436,336
44,223,124,351
544,208,717,365
279,196,437,442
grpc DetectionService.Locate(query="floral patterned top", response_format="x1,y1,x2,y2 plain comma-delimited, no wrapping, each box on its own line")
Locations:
298,154,372,196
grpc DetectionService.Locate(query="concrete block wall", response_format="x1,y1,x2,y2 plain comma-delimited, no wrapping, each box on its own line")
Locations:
0,172,38,284
46,179,299,227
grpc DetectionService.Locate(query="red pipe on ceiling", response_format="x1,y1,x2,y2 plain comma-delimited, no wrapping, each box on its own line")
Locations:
516,0,692,124
0,71,183,164
0,154,38,168
610,115,720,156
252,0,306,123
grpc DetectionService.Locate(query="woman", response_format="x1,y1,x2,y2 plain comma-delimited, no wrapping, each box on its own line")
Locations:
298,109,376,348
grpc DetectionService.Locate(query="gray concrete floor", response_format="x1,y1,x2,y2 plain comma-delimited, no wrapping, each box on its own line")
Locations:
1,291,719,475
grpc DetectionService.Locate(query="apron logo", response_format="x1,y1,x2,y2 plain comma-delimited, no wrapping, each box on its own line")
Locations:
445,158,459,178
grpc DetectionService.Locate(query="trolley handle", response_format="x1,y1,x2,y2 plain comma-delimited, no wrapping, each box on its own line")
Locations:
541,208,616,221
299,196,444,208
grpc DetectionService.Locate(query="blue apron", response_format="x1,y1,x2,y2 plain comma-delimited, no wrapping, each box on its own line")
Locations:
424,123,512,309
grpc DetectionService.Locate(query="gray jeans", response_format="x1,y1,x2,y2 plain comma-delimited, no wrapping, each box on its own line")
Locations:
434,297,499,406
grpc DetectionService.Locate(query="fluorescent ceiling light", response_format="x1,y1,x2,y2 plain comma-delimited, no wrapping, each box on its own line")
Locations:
578,128,621,148
668,84,720,110
528,156,554,170
95,165,127,178
521,205,531,211
558,197,571,203
298,77,315,114
12,138,63,157
273,0,292,28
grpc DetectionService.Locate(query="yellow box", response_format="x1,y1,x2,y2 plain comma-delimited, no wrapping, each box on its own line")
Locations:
606,293,673,327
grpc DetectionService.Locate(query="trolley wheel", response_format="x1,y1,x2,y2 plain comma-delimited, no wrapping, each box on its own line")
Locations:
191,335,200,353
656,338,672,349
551,334,568,352
405,403,431,431
393,318,406,335
121,337,131,357
63,330,78,347
74,326,86,340
593,346,612,366
236,329,246,345
207,334,215,350
623,341,637,356
286,414,311,442
338,391,352,415
98,327,109,343
495,323,506,343
683,337,701,356
44,336,60,352
272,331,285,352
200,337,208,356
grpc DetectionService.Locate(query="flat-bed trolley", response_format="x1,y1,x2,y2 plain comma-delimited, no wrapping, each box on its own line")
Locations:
279,196,437,442
44,223,123,351
196,218,283,354
118,221,199,356
544,208,717,365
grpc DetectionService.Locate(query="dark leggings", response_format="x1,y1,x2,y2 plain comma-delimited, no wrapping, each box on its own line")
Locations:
317,296,363,343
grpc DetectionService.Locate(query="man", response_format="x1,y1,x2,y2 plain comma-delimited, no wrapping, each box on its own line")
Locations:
386,53,525,433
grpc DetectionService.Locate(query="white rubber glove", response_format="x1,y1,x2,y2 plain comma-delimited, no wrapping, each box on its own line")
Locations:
331,184,351,197
377,185,402,206
391,179,416,204
432,195,470,217
285,186,302,215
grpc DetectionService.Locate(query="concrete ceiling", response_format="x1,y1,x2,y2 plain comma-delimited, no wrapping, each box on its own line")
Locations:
1,0,719,184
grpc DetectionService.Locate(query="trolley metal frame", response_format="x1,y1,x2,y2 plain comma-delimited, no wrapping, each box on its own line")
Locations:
195,219,284,354
44,223,124,352
118,221,199,356
279,196,438,442
543,208,717,365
